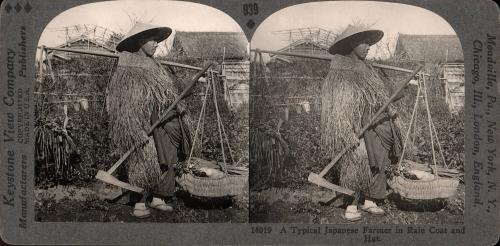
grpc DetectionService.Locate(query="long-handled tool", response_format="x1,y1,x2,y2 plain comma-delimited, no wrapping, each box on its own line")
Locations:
96,63,213,192
308,65,423,196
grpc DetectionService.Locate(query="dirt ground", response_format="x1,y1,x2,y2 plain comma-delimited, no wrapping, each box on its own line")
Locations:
35,183,249,223
34,181,463,224
250,183,464,224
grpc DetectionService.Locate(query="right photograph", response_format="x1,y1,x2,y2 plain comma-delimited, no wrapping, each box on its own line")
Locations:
249,1,464,224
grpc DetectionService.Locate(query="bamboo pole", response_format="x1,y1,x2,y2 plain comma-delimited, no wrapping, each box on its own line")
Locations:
187,75,211,165
34,92,104,96
396,81,421,169
422,75,438,174
211,71,227,172
251,49,429,75
41,46,118,58
38,46,217,73
431,115,449,169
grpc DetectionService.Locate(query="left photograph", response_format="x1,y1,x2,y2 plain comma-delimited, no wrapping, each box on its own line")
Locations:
34,1,249,222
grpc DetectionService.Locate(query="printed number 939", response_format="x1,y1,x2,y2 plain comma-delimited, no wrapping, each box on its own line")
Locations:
243,3,258,16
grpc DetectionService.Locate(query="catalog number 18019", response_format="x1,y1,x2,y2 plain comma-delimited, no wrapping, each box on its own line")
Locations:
251,226,272,234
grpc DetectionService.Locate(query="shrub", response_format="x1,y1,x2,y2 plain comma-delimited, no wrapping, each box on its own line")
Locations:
35,56,115,186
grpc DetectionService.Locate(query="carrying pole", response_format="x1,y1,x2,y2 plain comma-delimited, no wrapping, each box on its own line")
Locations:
251,49,426,74
39,46,216,72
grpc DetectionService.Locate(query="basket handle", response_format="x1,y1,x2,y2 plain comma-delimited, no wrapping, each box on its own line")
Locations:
396,77,421,171
421,74,439,177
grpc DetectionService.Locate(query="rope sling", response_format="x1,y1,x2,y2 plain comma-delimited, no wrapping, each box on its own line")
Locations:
176,70,248,197
388,73,459,200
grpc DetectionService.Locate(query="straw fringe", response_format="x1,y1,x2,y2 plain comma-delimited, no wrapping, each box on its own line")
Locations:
320,55,391,191
126,140,162,189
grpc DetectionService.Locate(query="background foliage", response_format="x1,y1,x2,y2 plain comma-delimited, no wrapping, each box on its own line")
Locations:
35,54,249,187
249,58,464,191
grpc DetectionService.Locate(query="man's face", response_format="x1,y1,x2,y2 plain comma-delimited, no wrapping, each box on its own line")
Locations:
352,42,370,60
140,40,158,57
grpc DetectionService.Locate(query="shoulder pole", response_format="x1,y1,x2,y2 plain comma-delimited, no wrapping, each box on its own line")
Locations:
251,49,422,74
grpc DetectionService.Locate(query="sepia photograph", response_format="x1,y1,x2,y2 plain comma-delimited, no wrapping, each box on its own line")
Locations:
34,0,249,222
249,1,464,224
0,0,498,244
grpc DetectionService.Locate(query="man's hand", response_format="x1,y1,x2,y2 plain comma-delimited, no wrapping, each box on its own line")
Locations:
350,135,361,147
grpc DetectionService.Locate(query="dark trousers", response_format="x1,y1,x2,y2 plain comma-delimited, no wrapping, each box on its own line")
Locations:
149,109,184,199
344,129,389,207
152,124,178,198
364,128,389,200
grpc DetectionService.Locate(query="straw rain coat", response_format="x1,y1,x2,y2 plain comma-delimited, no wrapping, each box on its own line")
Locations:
321,54,402,198
107,51,192,196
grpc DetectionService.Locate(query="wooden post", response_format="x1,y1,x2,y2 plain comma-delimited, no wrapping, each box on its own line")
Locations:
37,47,45,92
46,52,57,85
259,52,268,85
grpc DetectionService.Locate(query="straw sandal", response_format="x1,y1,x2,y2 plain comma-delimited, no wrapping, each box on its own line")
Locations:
361,200,385,215
132,203,151,219
343,205,362,222
150,197,173,212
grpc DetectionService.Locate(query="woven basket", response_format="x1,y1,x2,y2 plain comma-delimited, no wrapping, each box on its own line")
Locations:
176,172,247,197
389,176,459,200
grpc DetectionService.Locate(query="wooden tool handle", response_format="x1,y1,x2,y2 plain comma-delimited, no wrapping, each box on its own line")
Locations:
317,65,423,178
148,63,212,135
107,140,148,174
355,65,423,140
318,146,353,177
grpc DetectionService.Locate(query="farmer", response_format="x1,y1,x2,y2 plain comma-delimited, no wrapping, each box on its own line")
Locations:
107,22,192,218
321,25,404,221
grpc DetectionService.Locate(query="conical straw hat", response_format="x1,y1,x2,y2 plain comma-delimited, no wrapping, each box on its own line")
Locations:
116,22,172,52
328,25,384,55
